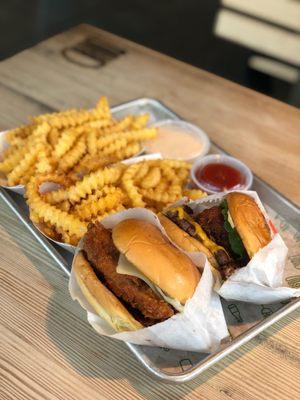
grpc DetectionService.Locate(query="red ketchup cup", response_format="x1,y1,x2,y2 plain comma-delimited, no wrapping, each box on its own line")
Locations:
191,154,253,194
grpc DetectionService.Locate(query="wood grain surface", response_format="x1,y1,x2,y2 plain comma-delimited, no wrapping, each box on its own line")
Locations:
0,24,299,400
0,24,299,205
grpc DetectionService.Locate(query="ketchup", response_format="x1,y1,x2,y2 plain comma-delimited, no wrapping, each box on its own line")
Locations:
195,163,245,192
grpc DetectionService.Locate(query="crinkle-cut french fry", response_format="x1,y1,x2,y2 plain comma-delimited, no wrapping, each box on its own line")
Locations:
19,164,36,185
6,136,27,147
7,143,42,186
177,168,190,181
67,165,123,204
29,209,40,224
53,129,83,159
47,128,60,147
44,165,123,204
183,189,207,200
87,130,97,156
74,189,124,220
33,200,85,239
31,209,63,242
101,138,128,156
154,159,191,170
95,96,111,119
33,172,73,190
122,128,157,142
74,186,121,213
92,205,125,223
58,136,86,171
97,132,120,149
97,128,156,150
150,160,190,187
133,162,149,183
113,142,140,160
36,145,53,174
5,125,34,143
0,145,15,162
140,188,181,204
72,154,118,176
87,119,113,129
38,109,106,130
26,178,87,239
0,144,29,174
121,163,145,207
31,122,51,141
56,200,71,212
130,113,150,130
143,197,165,213
155,179,168,193
160,165,180,184
140,167,161,189
100,115,133,135
55,226,79,246
168,185,182,195
52,122,109,161
31,211,63,245
32,108,82,124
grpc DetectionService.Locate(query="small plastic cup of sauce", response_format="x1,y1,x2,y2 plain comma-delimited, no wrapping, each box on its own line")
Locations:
191,154,253,194
146,119,210,161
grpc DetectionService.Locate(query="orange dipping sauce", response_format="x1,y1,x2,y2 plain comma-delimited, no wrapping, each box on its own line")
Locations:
146,127,204,160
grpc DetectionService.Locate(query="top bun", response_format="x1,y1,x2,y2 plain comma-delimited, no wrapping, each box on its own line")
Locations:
158,213,218,269
73,252,142,332
112,219,200,304
227,192,271,258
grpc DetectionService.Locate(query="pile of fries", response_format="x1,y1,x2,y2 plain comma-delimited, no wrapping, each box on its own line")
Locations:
0,97,155,186
0,97,206,246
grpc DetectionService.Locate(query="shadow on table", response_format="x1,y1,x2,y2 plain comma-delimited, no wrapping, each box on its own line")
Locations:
1,214,298,399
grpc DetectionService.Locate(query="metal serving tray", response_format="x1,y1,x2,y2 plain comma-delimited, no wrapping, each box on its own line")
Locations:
1,98,299,383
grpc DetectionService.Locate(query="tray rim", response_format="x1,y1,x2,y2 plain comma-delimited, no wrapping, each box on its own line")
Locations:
0,96,299,384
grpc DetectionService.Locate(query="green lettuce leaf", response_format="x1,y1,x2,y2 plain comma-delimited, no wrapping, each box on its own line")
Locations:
220,200,247,259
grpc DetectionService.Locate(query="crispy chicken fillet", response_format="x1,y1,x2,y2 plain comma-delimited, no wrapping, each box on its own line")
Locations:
82,222,174,323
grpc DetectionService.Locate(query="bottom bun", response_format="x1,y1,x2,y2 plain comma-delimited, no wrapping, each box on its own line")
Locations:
73,252,143,332
158,214,218,269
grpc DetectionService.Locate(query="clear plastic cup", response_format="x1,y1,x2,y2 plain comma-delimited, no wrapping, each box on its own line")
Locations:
191,154,253,194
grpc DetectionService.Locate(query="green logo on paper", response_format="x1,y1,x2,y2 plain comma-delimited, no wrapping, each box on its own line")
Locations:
294,232,300,243
286,275,300,288
289,255,300,269
228,304,243,323
179,359,193,372
261,305,273,318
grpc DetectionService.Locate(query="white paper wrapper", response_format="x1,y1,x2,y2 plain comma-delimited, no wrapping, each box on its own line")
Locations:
69,208,229,352
188,190,300,304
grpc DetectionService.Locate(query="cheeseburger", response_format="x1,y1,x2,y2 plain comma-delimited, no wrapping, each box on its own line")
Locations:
73,219,200,332
159,192,271,279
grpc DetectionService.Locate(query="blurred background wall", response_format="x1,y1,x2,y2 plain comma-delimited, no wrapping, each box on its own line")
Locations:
1,0,299,106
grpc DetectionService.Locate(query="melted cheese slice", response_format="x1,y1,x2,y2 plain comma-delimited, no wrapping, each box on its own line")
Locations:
116,254,184,312
171,207,225,254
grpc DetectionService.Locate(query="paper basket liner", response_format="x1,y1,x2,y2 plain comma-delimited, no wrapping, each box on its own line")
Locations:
69,207,229,352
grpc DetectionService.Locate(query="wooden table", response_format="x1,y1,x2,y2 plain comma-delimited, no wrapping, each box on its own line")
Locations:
0,24,299,400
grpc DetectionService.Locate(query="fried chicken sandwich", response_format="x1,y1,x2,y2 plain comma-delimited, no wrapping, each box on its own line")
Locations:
159,192,271,279
73,219,200,332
